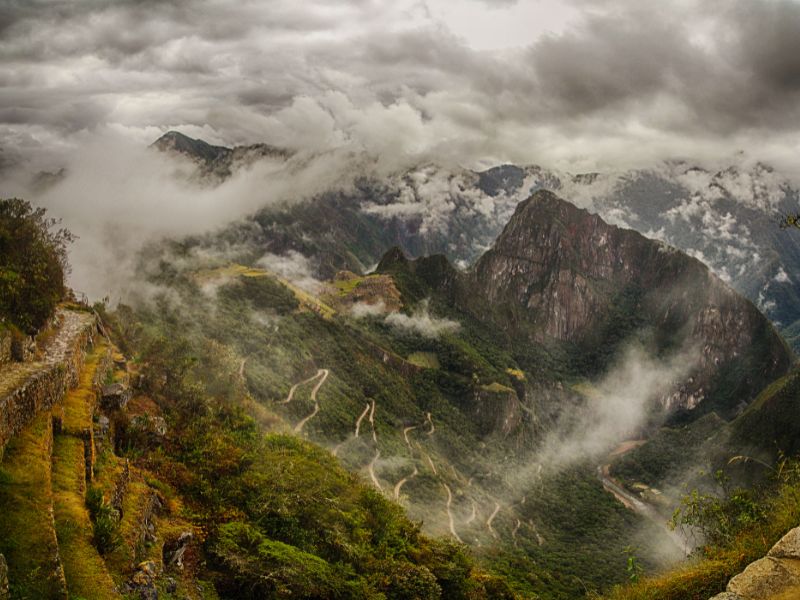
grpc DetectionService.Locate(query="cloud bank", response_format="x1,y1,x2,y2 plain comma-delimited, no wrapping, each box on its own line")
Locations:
3,0,800,177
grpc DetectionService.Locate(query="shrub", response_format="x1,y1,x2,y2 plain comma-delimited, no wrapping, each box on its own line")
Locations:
0,198,73,333
86,486,120,554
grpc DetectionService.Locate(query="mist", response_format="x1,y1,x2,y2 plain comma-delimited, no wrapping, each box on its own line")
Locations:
535,344,699,470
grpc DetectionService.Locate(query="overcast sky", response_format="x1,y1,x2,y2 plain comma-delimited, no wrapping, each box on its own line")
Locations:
3,0,800,173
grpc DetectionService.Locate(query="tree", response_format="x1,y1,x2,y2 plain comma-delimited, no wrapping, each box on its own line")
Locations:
0,198,74,333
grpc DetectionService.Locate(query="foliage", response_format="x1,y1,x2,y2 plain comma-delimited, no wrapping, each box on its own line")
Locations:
604,458,800,600
623,546,643,583
86,486,121,555
0,198,73,333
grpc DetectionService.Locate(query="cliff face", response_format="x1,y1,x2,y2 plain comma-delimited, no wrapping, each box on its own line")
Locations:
371,190,785,420
465,190,792,415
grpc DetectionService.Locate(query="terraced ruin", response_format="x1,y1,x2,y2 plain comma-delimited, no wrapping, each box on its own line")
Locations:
0,308,199,599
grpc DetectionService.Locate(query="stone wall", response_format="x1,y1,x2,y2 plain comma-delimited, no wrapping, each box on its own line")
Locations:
0,313,97,459
0,553,8,600
0,330,11,366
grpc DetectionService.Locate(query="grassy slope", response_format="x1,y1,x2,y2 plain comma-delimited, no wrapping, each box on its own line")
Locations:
51,339,119,600
110,262,674,599
602,474,800,600
0,410,66,599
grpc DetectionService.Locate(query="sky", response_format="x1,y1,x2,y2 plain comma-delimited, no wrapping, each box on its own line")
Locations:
3,0,800,175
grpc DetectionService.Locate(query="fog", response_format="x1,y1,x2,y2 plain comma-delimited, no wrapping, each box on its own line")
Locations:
536,344,699,469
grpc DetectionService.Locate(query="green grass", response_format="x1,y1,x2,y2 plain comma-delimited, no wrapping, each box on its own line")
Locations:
62,340,108,435
480,382,515,394
52,436,119,600
408,351,440,369
51,339,119,599
0,411,66,599
105,474,155,577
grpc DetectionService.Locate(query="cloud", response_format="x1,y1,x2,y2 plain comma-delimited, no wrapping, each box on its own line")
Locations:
3,0,800,180
537,344,698,469
256,251,321,293
384,300,461,338
350,301,389,319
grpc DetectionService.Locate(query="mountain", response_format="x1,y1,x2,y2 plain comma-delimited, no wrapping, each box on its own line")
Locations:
3,173,799,599
151,134,800,351
474,163,800,351
151,130,291,180
376,191,791,421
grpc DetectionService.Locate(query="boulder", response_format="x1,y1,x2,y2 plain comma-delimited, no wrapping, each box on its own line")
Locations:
123,560,159,600
768,527,800,560
101,383,130,409
727,556,800,599
163,531,193,570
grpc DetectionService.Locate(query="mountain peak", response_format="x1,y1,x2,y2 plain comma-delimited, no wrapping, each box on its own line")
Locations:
469,190,791,416
151,131,232,164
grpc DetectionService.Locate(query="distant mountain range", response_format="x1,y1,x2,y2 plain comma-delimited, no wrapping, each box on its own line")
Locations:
152,131,800,351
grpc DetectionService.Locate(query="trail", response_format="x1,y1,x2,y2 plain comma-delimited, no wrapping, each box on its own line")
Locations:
280,369,325,404
419,446,437,475
486,502,501,539
365,400,382,491
354,403,370,437
465,499,478,524
443,483,462,542
425,412,435,435
238,357,248,380
528,519,545,546
368,448,382,490
368,400,377,443
293,369,330,432
511,519,521,547
393,466,418,500
333,401,371,457
402,425,418,451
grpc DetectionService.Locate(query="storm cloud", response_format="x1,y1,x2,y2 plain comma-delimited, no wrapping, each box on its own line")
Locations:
2,0,800,177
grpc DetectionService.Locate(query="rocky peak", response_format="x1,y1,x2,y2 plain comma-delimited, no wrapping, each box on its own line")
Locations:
466,189,792,415
151,131,232,165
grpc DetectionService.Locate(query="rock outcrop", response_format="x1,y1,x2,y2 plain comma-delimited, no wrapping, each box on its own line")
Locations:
710,527,800,599
468,384,523,438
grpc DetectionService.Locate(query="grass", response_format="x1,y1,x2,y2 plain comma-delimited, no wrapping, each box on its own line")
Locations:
51,339,118,599
198,263,337,319
480,382,515,394
602,475,800,600
407,351,440,369
105,470,157,577
505,368,526,381
52,437,119,600
0,411,66,599
62,340,108,435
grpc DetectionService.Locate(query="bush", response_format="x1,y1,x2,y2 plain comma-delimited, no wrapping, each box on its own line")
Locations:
86,486,120,555
0,198,73,333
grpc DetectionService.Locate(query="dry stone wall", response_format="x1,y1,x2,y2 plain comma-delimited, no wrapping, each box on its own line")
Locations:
0,310,97,459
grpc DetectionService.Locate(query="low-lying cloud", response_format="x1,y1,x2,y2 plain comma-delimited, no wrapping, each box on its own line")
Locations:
384,301,461,339
537,344,698,469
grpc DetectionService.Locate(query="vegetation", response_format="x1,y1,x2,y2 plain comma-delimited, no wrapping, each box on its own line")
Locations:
0,411,65,599
0,198,73,333
103,291,515,598
603,459,800,600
